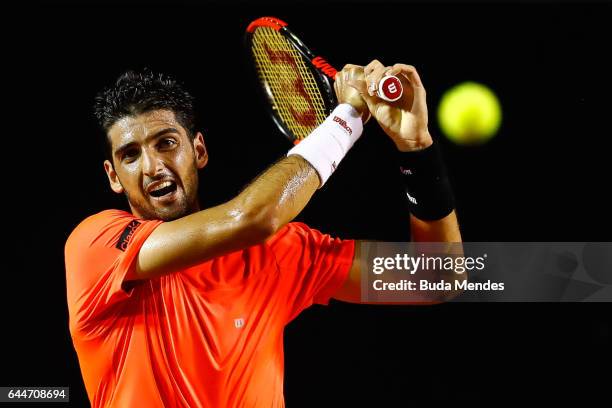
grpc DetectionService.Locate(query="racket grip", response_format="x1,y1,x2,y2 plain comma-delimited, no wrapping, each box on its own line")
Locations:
377,75,403,102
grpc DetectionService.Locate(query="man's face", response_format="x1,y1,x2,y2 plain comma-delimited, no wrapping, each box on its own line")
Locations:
104,109,208,221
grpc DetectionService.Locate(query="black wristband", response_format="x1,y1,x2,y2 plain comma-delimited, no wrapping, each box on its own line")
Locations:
397,142,455,221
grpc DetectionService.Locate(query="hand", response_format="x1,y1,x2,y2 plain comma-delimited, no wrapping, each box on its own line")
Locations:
346,60,433,152
333,65,371,124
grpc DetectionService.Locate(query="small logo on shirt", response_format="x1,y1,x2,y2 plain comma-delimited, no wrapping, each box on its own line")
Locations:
116,220,141,252
234,318,245,329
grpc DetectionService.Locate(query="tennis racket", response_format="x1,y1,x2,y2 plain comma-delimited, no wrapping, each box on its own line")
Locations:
245,16,403,144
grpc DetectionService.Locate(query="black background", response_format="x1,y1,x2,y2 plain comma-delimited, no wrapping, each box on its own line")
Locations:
3,1,612,406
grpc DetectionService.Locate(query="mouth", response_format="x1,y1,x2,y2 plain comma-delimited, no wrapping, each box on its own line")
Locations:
147,180,179,202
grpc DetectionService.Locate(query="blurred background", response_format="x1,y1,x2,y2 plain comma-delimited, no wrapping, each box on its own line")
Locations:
3,1,611,406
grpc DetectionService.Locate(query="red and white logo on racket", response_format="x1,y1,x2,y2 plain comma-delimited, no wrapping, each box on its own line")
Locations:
378,76,403,102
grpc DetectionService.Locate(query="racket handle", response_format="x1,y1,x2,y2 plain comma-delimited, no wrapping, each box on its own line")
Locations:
377,75,403,102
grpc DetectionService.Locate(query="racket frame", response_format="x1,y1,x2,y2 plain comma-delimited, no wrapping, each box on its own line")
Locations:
245,16,338,143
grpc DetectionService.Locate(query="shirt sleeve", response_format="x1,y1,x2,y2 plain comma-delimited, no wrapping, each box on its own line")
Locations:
65,209,163,334
267,222,355,323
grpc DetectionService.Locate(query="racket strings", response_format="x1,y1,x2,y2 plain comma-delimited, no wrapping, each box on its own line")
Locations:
251,27,328,140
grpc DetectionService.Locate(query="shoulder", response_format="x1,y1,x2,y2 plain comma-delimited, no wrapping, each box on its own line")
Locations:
65,209,147,254
64,209,162,303
69,209,134,234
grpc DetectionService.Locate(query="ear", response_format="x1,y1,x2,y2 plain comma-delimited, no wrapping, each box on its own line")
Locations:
104,159,125,194
192,132,208,169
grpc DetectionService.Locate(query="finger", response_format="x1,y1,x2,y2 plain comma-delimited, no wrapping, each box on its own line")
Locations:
364,59,384,76
334,70,342,95
341,63,364,72
364,64,389,97
388,64,427,114
346,79,368,96
387,64,424,89
334,77,340,99
346,66,364,84
339,64,363,84
347,79,380,114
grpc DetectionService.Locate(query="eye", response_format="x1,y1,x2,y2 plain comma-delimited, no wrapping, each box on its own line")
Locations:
158,138,177,150
122,148,139,162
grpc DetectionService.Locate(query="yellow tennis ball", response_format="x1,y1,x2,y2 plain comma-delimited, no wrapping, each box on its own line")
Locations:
437,82,502,145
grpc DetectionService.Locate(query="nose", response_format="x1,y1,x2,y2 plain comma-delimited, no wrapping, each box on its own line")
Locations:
141,148,165,178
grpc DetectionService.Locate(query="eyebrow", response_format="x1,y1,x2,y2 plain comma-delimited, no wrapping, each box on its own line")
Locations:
114,127,180,159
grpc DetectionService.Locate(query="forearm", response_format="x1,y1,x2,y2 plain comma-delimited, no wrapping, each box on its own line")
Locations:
134,155,318,279
234,155,319,235
410,210,462,243
410,210,465,301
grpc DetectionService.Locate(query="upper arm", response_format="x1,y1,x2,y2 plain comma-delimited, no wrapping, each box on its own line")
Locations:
133,199,271,281
331,241,448,305
332,240,362,303
334,211,462,304
333,218,465,305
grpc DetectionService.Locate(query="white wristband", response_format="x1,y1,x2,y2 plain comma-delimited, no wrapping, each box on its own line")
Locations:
287,104,364,187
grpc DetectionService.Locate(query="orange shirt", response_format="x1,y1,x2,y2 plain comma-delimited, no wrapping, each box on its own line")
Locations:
65,209,354,408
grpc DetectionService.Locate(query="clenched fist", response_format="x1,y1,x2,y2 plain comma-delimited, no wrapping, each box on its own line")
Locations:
336,61,433,152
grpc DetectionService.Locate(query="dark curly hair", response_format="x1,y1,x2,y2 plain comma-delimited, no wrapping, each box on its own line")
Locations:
94,69,196,159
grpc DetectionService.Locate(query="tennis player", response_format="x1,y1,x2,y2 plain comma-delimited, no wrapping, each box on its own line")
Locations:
65,61,460,407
